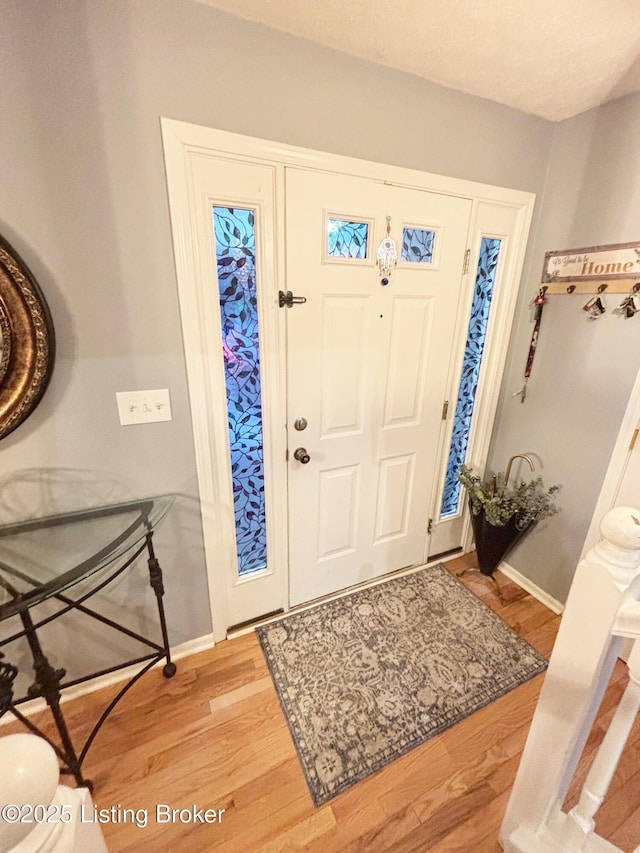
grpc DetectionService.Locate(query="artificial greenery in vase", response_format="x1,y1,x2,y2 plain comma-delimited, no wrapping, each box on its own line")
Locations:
458,463,560,530
457,458,560,577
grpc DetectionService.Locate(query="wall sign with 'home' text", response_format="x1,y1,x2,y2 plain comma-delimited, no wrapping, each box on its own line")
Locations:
541,241,640,294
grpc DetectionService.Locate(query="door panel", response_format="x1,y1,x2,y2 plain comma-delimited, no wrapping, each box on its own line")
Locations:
318,465,359,559
321,296,369,435
286,168,472,605
383,296,432,425
374,454,415,541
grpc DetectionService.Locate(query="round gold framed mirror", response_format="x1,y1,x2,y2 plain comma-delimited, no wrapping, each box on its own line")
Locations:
0,235,55,440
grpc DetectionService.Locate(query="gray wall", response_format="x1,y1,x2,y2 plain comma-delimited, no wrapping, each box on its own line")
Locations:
488,93,640,604
0,0,557,667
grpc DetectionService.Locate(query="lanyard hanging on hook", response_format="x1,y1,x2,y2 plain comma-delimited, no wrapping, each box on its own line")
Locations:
517,286,547,403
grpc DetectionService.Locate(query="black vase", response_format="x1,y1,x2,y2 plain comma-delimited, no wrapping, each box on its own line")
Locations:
469,504,535,576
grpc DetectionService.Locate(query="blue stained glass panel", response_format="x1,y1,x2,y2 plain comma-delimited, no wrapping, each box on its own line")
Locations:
440,237,502,518
327,218,368,259
213,206,267,576
402,228,435,263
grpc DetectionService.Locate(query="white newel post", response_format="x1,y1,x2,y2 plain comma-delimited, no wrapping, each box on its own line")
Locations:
500,506,640,853
0,733,109,853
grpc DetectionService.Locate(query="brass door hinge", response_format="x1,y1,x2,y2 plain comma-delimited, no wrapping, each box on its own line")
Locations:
428,518,433,535
630,428,639,452
462,248,471,275
441,400,449,420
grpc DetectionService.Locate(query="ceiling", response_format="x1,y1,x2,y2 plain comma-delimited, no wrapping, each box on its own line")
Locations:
194,0,640,121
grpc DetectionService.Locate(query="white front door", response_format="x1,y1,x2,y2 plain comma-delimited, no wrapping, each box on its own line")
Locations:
286,168,472,605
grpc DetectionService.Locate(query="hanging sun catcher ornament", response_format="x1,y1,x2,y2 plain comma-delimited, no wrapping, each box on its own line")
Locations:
377,216,397,285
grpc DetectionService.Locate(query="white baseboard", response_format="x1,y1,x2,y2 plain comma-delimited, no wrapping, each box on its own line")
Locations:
0,633,215,727
499,562,564,615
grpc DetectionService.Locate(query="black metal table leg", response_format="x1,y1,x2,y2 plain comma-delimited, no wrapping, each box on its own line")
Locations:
146,534,176,679
19,609,88,787
0,651,17,715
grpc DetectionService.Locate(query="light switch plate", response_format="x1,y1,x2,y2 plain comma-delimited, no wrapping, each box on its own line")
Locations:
116,389,172,425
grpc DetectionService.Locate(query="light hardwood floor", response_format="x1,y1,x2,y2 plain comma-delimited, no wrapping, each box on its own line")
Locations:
4,554,638,852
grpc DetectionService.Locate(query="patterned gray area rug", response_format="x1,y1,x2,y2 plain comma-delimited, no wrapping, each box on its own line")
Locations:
257,564,547,806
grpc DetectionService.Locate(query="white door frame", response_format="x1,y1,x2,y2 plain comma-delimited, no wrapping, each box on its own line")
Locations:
582,364,640,556
161,118,536,641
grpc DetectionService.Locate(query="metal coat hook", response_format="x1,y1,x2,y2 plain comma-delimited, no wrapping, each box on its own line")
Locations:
618,281,640,317
567,284,576,294
597,283,608,293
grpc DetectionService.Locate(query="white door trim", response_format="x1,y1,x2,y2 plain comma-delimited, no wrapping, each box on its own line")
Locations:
582,364,640,556
161,118,536,639
162,121,536,206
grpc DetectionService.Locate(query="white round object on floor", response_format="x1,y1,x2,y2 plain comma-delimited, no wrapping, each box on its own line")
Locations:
0,734,60,852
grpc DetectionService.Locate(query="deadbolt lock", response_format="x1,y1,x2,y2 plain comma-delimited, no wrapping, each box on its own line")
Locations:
293,417,308,431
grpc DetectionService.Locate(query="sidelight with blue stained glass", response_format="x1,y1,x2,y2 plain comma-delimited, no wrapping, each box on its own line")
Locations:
440,237,502,518
213,206,267,576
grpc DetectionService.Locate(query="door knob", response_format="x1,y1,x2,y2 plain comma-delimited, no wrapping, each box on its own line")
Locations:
293,447,311,464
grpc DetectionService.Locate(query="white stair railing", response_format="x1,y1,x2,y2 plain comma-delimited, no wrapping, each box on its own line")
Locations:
500,506,640,853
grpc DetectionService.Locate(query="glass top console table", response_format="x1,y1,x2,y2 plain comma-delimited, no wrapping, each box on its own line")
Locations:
0,495,177,789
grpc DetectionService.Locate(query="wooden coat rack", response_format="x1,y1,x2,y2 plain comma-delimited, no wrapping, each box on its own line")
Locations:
542,278,640,296
540,241,640,296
